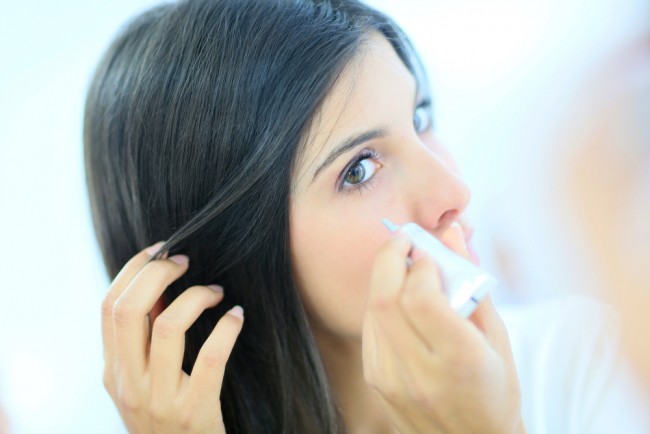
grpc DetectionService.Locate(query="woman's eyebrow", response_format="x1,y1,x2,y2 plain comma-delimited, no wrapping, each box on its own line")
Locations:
311,128,387,184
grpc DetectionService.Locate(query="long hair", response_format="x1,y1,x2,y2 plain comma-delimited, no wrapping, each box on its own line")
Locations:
83,0,427,432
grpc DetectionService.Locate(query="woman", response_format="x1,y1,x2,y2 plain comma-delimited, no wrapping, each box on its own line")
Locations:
84,0,569,433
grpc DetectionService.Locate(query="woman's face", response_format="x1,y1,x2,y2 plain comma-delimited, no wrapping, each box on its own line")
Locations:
289,32,473,341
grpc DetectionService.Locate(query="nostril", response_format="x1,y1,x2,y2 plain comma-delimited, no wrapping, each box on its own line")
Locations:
438,209,460,230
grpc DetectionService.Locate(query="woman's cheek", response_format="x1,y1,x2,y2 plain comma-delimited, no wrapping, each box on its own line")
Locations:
319,222,387,335
296,221,388,336
335,217,394,331
290,177,400,336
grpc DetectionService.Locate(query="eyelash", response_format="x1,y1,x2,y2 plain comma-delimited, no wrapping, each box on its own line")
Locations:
337,99,433,195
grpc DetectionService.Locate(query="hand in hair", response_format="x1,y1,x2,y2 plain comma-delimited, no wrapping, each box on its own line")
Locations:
101,242,244,434
362,226,526,434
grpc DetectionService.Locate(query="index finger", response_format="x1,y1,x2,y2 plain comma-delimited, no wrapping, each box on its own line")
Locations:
101,241,166,364
367,233,412,310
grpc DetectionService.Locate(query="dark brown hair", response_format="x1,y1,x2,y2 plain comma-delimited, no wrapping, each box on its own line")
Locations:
84,0,427,432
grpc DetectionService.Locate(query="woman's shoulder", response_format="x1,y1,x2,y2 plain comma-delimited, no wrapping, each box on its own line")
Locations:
497,294,650,434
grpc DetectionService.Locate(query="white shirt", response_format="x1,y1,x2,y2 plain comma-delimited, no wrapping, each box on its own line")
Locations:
500,295,650,434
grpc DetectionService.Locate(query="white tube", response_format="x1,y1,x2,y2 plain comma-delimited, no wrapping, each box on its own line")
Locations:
382,218,497,318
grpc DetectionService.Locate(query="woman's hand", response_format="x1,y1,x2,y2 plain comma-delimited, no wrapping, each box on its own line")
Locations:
362,226,526,434
101,242,244,434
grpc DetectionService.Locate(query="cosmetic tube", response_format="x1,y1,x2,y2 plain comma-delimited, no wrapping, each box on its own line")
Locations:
382,218,497,318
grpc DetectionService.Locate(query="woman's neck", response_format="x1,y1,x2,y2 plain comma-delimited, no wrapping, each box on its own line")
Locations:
312,324,397,434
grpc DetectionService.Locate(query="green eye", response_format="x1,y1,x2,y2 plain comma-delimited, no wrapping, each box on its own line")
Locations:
343,159,371,186
338,149,380,194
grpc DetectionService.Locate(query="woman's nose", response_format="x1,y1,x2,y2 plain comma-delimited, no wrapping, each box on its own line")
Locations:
403,144,472,233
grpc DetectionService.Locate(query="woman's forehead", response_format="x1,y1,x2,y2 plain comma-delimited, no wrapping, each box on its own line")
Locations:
292,32,417,192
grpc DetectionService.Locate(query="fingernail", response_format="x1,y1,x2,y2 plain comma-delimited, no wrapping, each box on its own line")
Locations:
228,305,244,319
207,284,224,293
145,241,165,255
169,254,189,265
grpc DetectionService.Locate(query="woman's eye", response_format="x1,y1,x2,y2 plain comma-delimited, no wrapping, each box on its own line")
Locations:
413,105,432,134
343,158,376,186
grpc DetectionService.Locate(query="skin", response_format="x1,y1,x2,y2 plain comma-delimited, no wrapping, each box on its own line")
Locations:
101,32,525,433
102,245,241,433
288,33,473,342
289,32,523,433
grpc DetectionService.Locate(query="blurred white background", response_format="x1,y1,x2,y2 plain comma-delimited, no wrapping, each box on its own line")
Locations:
0,0,647,432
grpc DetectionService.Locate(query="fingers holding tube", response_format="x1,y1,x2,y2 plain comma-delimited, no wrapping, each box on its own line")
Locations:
365,233,432,364
400,255,466,349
